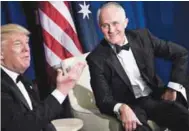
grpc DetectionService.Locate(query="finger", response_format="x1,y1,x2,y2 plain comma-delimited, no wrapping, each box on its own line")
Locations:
77,61,86,66
77,63,86,70
126,121,132,131
136,118,143,126
125,122,129,131
132,121,137,130
124,124,127,131
122,122,127,131
75,62,85,67
69,63,85,74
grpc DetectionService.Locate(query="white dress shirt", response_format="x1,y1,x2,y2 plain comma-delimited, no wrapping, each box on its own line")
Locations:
117,48,152,98
111,37,187,114
1,66,66,110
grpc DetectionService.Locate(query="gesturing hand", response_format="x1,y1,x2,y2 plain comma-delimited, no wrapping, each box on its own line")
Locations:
119,104,142,131
56,62,86,95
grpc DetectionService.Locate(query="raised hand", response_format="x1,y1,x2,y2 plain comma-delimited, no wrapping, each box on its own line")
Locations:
56,62,86,95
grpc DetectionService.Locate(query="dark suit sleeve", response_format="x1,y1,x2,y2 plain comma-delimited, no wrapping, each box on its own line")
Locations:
142,29,188,85
1,89,62,131
86,56,117,116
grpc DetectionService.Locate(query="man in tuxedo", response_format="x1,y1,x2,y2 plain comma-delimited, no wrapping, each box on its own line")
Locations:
1,24,86,131
86,2,189,131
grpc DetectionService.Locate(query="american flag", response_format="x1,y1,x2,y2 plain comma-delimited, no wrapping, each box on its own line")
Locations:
38,1,83,68
38,1,84,84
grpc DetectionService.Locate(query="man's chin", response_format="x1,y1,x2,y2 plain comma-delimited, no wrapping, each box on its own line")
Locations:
109,41,120,45
22,64,30,71
107,39,121,45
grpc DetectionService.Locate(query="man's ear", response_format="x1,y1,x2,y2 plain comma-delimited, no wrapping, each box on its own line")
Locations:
124,18,129,29
1,51,4,60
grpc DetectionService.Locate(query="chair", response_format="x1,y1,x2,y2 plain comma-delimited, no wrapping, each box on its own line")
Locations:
51,118,83,131
62,52,161,131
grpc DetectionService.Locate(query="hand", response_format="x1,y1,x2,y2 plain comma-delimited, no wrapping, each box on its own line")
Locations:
161,88,177,101
56,62,86,95
119,104,142,131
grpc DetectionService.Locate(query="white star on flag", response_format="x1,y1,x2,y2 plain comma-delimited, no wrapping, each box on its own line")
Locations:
78,1,91,19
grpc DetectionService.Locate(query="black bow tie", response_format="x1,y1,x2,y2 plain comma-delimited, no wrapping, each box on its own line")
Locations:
16,74,24,83
115,43,130,53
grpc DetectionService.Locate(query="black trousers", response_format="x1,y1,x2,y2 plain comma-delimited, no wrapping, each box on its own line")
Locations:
129,96,189,131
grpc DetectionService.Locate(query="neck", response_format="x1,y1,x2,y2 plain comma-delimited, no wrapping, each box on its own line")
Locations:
120,36,128,46
1,64,24,74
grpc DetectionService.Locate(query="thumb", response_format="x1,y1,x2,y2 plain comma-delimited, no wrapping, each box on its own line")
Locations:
136,118,143,126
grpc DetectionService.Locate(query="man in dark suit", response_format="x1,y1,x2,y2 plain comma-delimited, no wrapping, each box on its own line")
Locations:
86,2,189,131
1,24,86,131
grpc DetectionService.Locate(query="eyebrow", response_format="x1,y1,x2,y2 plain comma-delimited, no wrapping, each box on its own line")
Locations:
13,38,29,43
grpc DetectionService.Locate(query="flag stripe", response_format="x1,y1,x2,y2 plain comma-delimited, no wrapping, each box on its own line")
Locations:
42,29,73,60
49,1,76,33
39,2,83,53
43,43,62,67
38,9,81,56
63,1,70,9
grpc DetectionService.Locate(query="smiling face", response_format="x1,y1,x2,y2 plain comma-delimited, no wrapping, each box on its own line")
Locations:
1,32,31,74
99,4,128,45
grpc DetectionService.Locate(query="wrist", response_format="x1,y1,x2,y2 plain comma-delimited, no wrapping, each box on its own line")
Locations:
119,104,128,114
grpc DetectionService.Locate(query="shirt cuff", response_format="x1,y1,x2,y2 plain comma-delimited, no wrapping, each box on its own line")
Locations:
168,81,187,100
167,81,184,92
113,103,123,113
51,89,66,104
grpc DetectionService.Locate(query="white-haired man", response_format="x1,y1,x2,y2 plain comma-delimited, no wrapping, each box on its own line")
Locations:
87,2,189,131
1,24,86,131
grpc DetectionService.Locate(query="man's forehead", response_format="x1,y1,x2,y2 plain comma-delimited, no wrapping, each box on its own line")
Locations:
100,7,124,20
9,32,29,41
101,4,121,13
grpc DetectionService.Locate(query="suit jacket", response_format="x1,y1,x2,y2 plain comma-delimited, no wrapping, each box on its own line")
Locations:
1,69,62,131
86,28,189,116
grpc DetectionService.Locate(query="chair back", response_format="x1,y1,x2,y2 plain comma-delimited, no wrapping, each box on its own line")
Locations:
62,53,99,113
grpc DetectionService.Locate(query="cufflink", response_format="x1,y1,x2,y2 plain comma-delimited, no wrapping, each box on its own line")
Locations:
179,85,183,89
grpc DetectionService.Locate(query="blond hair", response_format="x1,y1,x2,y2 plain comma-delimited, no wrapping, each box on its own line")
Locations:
1,24,30,43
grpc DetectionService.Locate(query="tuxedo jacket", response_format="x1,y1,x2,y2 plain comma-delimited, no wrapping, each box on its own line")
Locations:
86,28,189,116
1,69,62,131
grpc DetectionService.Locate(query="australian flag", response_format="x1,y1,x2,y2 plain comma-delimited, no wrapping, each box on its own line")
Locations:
71,1,99,52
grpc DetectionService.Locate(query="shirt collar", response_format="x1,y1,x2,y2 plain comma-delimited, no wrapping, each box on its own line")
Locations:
1,65,19,83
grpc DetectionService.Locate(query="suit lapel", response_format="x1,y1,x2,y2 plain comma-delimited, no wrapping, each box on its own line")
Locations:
101,41,133,92
106,53,134,91
126,31,146,71
1,69,31,110
24,84,38,108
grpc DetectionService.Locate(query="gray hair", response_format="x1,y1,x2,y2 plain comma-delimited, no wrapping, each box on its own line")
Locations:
97,2,126,25
1,24,30,43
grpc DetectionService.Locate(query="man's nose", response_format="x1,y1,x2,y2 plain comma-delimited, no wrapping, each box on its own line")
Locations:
23,43,30,52
108,25,115,33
